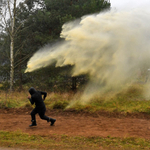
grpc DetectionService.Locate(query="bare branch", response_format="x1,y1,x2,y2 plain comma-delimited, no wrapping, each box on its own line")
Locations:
14,53,32,68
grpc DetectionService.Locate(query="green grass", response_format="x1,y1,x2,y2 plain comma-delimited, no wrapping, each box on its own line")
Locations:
72,98,150,114
65,84,150,114
0,130,150,150
1,83,150,114
1,84,150,149
0,91,29,108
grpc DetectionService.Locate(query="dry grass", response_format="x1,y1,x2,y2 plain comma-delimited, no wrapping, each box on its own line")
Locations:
0,83,150,114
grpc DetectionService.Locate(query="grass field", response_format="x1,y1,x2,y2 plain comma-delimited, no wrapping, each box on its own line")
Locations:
1,83,150,149
0,130,150,150
0,83,150,114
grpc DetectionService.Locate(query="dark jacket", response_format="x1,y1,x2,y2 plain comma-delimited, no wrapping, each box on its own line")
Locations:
29,87,47,108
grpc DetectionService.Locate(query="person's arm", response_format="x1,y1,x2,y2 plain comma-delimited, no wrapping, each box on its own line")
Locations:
40,91,47,101
28,96,34,105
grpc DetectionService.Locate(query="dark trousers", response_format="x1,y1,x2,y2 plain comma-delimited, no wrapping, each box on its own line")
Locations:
30,107,49,122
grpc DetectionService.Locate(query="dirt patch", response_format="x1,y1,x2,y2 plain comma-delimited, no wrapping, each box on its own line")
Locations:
0,108,150,139
0,148,36,150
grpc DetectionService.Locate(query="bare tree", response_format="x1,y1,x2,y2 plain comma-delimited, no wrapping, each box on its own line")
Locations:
0,0,20,91
0,0,44,91
9,0,16,91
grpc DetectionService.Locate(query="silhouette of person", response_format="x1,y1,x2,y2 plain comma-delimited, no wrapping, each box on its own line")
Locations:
28,87,56,126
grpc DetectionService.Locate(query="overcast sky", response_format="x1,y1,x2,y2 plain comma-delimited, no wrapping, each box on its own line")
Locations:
110,0,150,11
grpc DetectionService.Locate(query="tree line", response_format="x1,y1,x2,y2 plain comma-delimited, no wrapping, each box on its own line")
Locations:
0,0,111,92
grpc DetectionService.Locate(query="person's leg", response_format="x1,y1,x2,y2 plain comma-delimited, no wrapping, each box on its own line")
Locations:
38,107,56,126
30,108,38,126
38,107,49,121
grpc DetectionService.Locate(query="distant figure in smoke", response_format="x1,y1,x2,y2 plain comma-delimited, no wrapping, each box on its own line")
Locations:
28,87,56,127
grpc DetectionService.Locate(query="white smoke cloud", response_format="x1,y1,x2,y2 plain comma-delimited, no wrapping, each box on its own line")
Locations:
25,7,150,102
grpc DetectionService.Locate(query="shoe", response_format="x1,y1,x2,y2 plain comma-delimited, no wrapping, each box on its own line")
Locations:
48,118,56,126
50,119,56,126
29,123,37,127
29,120,37,127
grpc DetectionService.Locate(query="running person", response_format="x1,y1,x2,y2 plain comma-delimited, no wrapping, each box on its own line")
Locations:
28,87,56,127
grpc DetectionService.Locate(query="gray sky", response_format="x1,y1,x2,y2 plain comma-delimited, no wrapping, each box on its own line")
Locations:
110,0,150,10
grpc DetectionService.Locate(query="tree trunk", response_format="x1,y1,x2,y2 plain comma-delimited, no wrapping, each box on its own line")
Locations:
10,36,14,91
9,0,16,92
71,77,77,92
19,48,23,91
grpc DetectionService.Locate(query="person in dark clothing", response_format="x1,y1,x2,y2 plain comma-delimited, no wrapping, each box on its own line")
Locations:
28,87,56,127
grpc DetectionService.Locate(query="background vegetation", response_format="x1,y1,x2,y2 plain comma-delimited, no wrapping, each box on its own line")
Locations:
0,0,110,92
0,83,150,115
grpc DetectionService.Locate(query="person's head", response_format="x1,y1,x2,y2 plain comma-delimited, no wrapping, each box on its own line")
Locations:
29,87,36,95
